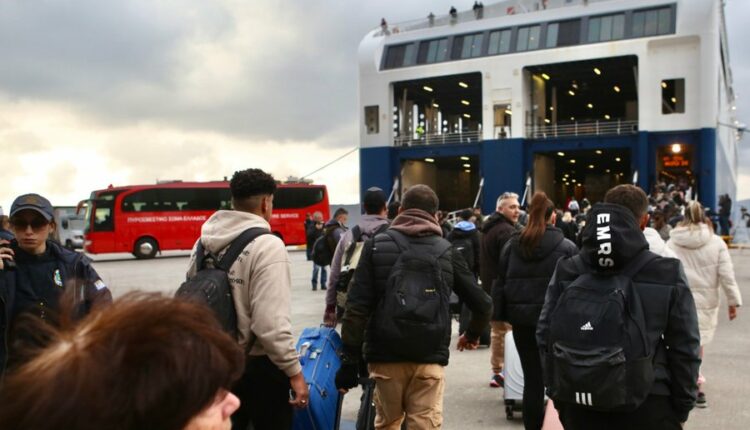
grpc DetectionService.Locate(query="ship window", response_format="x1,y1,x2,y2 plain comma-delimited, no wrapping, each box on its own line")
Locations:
546,19,580,47
454,33,484,59
365,106,379,134
588,13,625,43
633,7,672,37
662,79,685,114
418,38,450,64
385,44,408,68
403,44,417,66
488,29,512,54
517,25,541,51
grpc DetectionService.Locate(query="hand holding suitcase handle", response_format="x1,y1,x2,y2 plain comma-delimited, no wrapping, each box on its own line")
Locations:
289,372,310,408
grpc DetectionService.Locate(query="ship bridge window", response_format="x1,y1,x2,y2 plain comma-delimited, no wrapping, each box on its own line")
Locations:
488,29,512,55
417,38,449,64
632,7,673,38
587,13,625,43
452,33,484,59
546,19,581,48
517,25,541,51
385,43,417,68
661,79,685,114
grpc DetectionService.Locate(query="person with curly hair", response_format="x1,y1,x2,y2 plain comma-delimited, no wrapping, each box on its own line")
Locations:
186,168,309,429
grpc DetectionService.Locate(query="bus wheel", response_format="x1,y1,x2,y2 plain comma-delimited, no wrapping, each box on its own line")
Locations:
133,237,158,259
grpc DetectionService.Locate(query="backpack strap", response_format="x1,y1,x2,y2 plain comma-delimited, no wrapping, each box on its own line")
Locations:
216,228,271,271
384,229,411,252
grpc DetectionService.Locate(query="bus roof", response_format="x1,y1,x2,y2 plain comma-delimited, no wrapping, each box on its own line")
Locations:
90,181,326,194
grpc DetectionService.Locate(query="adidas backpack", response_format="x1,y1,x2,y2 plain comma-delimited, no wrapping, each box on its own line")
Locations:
176,228,269,338
545,251,659,411
375,230,453,361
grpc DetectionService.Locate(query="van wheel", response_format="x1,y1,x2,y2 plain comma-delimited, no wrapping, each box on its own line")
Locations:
133,237,158,259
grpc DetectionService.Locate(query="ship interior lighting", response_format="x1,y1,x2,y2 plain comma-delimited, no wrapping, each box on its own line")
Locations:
545,118,551,124
460,156,470,161
465,169,471,173
432,103,439,108
506,110,513,115
463,113,471,118
595,150,603,154
461,100,470,105
463,164,471,168
423,86,433,92
569,159,576,164
526,56,638,126
606,169,611,173
459,82,468,88
671,97,677,103
588,164,595,169
572,179,577,183
557,152,565,157
615,157,621,162
671,143,682,154
661,81,668,89
425,158,435,163
542,73,551,80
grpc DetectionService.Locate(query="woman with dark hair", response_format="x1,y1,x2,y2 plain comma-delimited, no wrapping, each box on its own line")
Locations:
0,293,243,430
667,200,742,408
492,192,577,430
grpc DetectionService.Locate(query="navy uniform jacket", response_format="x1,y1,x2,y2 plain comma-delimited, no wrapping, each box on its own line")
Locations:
0,240,112,375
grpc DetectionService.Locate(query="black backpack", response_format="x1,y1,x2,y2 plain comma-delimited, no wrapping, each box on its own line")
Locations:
311,224,340,266
449,234,475,271
545,251,659,412
374,230,452,361
176,228,269,338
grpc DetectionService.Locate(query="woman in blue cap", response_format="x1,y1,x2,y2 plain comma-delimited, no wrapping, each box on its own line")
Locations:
0,193,112,374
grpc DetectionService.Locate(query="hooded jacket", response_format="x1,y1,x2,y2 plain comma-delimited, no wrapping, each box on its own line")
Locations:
480,212,519,292
447,221,481,275
326,214,390,306
341,209,492,365
186,210,301,378
537,203,701,422
492,227,577,326
667,223,743,345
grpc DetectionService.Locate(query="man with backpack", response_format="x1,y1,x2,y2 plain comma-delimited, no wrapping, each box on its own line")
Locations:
323,187,389,327
537,184,701,429
184,168,308,430
335,184,492,429
310,207,349,290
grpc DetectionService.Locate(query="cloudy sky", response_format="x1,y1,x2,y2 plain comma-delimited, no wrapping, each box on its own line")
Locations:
0,0,747,210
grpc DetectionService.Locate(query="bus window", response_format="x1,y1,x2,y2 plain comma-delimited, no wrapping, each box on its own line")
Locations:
92,191,120,232
274,187,325,209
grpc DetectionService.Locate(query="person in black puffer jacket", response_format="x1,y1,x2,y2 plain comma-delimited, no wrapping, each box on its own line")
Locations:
493,192,577,430
336,185,491,428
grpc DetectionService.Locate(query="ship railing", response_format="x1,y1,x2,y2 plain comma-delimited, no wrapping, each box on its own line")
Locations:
525,120,639,139
372,0,609,37
394,130,482,147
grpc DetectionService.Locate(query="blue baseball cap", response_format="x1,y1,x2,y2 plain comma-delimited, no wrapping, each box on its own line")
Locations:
10,193,54,221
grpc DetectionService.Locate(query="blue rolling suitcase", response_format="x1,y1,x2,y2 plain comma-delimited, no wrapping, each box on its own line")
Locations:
293,327,344,430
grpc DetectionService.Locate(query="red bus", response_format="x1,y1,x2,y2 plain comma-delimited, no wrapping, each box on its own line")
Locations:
81,181,330,258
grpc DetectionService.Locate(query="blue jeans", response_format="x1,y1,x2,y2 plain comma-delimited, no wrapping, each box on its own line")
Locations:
312,264,328,289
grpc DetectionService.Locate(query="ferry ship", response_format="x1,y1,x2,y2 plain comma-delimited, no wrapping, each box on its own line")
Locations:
357,0,740,213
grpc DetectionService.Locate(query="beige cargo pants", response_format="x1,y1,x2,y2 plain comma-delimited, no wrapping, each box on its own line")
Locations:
368,362,445,429
491,321,512,373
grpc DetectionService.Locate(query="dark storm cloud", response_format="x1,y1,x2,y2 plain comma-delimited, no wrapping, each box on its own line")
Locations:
0,0,462,145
